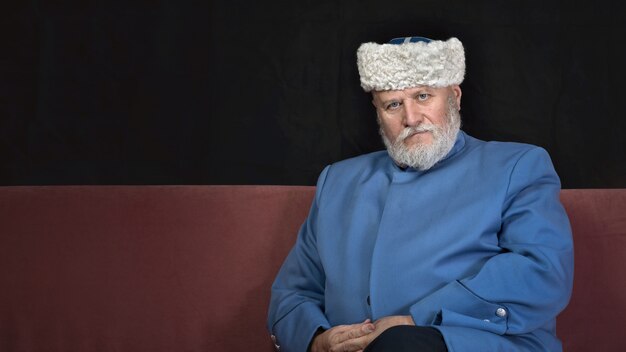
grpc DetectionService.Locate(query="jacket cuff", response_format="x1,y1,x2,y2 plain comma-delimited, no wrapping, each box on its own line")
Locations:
271,303,330,352
409,280,508,334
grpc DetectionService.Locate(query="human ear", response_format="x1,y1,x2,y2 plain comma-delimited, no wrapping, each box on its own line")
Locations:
451,85,462,109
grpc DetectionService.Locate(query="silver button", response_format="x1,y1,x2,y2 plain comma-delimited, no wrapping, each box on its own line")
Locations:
496,308,507,317
483,319,491,323
270,335,280,351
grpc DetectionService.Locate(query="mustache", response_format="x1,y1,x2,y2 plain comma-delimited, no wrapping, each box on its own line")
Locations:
397,124,438,141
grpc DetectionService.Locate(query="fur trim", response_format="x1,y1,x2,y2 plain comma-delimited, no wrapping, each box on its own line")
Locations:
357,37,465,91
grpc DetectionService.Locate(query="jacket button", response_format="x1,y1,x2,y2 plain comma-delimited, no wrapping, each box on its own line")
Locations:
270,334,280,351
496,308,507,317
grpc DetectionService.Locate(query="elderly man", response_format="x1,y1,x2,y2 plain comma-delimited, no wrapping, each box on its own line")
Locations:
267,36,574,352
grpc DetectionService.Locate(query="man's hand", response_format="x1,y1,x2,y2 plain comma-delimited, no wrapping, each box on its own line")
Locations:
364,315,415,343
310,319,376,352
309,316,415,352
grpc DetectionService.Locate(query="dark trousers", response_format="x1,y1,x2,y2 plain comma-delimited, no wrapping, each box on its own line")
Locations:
364,325,448,352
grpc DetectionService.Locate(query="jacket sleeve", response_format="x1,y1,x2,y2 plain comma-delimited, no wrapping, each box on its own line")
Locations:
267,166,332,352
409,147,574,336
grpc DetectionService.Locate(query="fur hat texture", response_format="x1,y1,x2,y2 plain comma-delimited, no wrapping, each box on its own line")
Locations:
357,37,465,92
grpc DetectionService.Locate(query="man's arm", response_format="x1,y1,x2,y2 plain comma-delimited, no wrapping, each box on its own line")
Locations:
268,166,344,351
267,179,329,350
268,165,381,352
408,147,574,335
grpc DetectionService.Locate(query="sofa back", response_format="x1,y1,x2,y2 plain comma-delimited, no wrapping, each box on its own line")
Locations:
557,189,626,351
0,186,625,351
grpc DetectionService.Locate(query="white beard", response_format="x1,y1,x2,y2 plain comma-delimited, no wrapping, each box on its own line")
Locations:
380,98,461,170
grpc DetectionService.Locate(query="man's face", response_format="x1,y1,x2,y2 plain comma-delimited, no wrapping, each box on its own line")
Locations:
372,85,462,170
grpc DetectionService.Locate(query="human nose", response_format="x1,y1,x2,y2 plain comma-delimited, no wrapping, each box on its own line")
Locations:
402,100,423,127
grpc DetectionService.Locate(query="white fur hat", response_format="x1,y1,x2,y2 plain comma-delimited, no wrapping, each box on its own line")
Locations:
356,36,465,91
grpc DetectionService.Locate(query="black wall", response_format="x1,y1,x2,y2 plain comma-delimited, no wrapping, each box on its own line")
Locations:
3,1,625,187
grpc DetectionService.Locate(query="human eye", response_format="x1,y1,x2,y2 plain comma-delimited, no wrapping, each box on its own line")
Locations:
417,93,430,101
385,101,401,110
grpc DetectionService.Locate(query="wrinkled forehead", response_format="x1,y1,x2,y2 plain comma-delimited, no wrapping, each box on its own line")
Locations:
371,85,453,100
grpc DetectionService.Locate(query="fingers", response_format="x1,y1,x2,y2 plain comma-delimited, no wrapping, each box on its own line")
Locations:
337,320,375,339
327,320,375,351
330,334,373,352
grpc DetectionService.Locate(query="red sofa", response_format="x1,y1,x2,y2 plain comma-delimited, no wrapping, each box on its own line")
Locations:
1,186,625,351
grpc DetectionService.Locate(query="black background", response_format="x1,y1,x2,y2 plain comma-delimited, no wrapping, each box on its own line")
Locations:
3,1,625,187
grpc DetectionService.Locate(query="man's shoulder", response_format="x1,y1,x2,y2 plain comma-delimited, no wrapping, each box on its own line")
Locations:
317,150,390,185
331,150,389,169
464,133,546,159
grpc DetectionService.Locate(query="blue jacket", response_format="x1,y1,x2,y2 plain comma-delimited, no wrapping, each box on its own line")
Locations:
268,131,574,351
